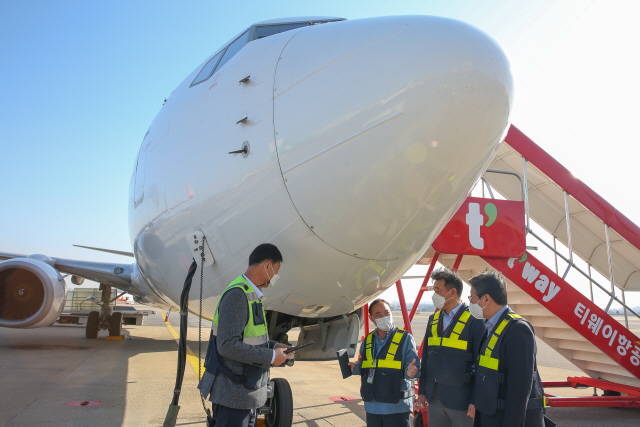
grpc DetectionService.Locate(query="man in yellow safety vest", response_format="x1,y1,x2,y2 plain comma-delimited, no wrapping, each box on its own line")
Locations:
198,243,289,427
417,268,486,427
351,298,420,427
468,271,545,427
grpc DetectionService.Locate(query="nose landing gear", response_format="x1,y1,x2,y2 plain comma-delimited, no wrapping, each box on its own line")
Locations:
259,377,293,427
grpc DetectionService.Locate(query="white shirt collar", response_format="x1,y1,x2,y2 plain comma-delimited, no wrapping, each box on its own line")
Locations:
486,305,509,332
243,274,264,298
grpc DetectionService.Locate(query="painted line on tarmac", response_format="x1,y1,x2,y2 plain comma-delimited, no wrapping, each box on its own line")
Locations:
163,319,205,379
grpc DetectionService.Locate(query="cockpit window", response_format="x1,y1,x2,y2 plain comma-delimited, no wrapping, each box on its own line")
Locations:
216,30,251,72
190,29,250,87
253,22,312,39
191,49,226,87
191,19,343,87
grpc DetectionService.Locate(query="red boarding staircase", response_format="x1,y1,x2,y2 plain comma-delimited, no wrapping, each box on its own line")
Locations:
361,125,640,423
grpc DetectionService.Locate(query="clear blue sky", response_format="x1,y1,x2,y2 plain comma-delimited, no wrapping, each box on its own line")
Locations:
2,1,639,301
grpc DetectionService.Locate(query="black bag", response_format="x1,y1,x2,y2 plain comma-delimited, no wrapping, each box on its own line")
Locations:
203,331,246,384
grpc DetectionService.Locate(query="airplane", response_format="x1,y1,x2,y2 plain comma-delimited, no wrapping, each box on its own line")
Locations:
0,15,512,358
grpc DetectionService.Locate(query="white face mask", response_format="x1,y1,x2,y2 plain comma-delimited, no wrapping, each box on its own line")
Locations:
265,264,280,287
269,273,280,287
431,293,446,310
374,315,394,331
469,301,485,319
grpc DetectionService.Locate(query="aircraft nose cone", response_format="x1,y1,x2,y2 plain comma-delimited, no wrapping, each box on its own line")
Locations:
274,15,513,261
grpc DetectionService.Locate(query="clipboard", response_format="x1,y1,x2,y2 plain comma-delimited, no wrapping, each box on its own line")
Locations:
336,348,352,379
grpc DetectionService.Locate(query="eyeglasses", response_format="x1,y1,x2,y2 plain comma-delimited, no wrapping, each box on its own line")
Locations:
468,294,485,302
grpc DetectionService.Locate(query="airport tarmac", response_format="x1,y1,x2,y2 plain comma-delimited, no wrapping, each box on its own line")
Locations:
1,309,639,426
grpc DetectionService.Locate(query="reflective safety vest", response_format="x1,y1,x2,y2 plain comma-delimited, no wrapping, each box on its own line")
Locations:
427,308,472,351
211,276,269,346
477,312,523,372
423,307,475,406
204,275,270,390
474,310,545,417
360,328,411,403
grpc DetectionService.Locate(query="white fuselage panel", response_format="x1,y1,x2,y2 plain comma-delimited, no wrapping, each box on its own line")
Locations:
128,16,513,319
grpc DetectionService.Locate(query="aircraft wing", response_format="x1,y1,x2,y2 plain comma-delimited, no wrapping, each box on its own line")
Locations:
0,251,134,291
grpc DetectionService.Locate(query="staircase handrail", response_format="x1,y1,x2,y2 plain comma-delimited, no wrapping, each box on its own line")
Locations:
506,125,640,251
528,228,640,320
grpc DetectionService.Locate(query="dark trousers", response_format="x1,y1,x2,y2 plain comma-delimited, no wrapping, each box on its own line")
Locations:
213,404,256,427
429,396,473,427
366,412,411,427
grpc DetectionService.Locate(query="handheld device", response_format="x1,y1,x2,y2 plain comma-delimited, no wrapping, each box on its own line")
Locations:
283,341,315,354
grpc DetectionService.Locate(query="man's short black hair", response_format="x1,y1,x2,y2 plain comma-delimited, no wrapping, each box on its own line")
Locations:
431,268,463,297
469,271,507,305
368,298,390,315
249,243,283,266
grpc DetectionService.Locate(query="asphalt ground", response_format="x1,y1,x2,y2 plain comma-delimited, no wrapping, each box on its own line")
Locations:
1,309,639,426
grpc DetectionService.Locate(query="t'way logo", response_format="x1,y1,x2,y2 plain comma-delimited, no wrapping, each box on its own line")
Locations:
433,197,525,258
465,202,498,250
506,254,561,302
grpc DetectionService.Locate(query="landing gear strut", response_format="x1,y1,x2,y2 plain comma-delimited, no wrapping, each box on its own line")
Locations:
85,283,122,339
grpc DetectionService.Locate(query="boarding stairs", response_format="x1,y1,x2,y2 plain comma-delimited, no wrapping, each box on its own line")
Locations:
413,125,640,404
423,251,639,389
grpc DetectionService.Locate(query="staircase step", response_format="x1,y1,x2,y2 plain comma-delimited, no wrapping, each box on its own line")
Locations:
506,293,539,305
509,304,554,316
569,350,621,367
540,328,589,341
545,332,634,382
547,338,605,354
573,360,633,378
509,304,555,319
521,316,567,328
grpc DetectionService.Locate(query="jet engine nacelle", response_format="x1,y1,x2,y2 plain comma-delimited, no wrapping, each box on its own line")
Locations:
0,257,66,328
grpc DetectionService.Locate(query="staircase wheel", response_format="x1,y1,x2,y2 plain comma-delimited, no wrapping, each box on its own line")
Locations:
266,378,293,427
86,311,99,339
108,312,123,336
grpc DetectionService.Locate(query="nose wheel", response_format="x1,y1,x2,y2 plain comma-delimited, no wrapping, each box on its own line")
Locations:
261,378,293,427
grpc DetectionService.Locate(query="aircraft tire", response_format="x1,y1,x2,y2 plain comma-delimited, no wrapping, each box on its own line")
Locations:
108,311,123,336
86,311,99,339
266,378,293,427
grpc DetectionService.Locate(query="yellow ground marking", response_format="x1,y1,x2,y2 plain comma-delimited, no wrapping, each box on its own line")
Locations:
163,318,206,379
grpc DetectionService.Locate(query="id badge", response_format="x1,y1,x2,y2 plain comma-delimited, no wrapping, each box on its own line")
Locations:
367,369,375,384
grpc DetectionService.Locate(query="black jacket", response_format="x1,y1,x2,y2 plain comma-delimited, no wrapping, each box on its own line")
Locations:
475,310,544,427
